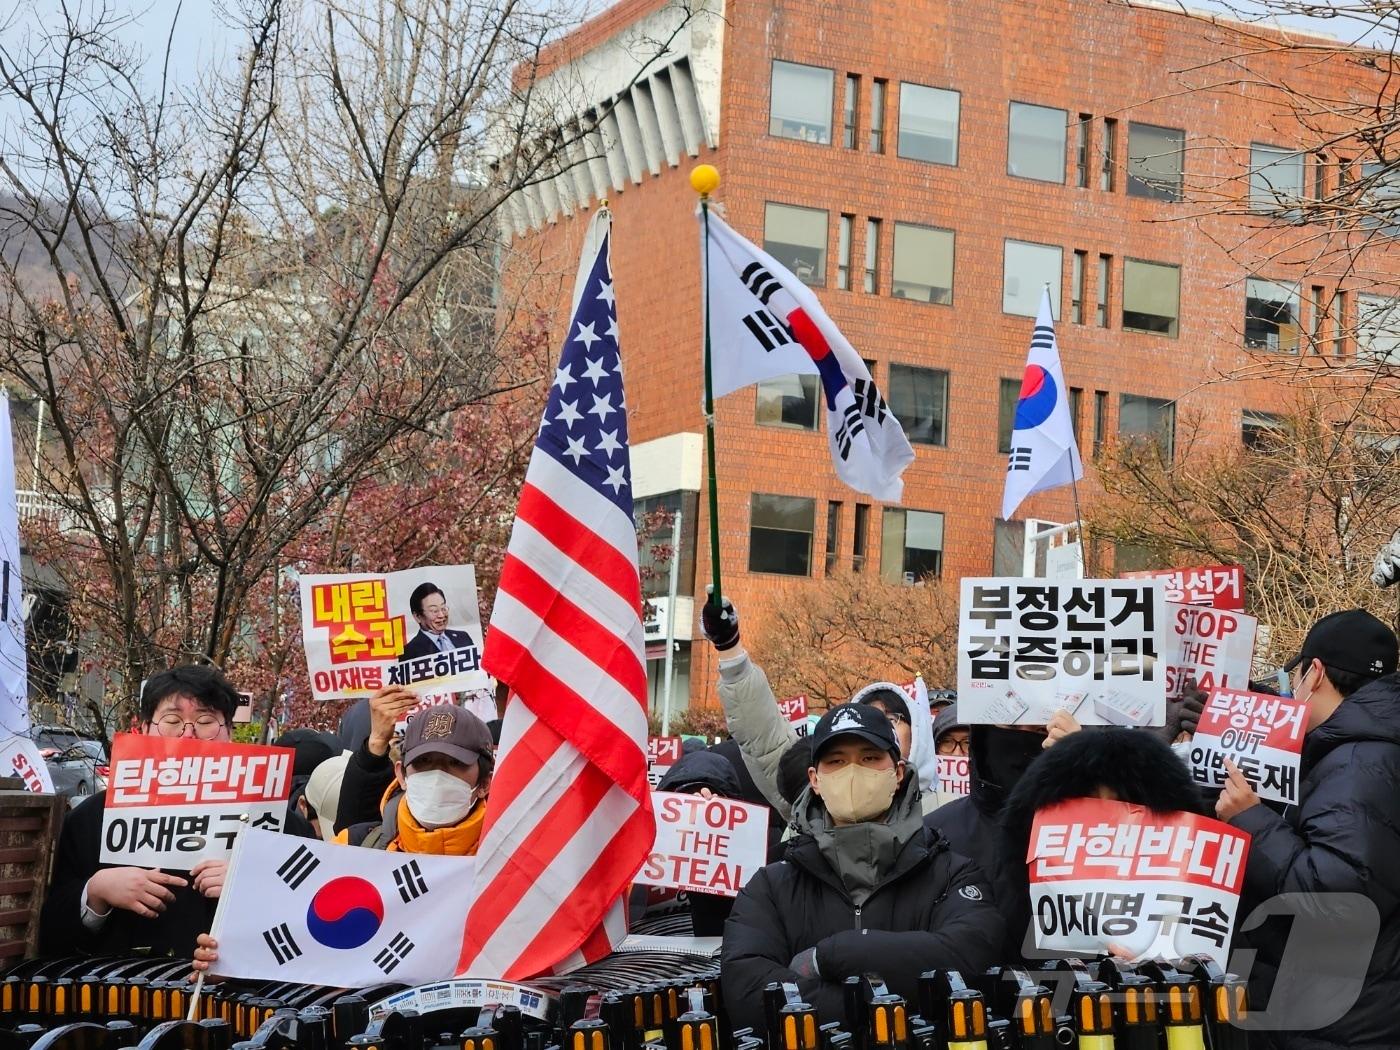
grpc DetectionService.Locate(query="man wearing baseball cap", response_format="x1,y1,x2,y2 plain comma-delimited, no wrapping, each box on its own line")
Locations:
721,703,1001,1029
1216,609,1400,1047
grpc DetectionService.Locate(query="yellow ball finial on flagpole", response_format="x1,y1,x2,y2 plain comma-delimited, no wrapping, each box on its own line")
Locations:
690,164,720,197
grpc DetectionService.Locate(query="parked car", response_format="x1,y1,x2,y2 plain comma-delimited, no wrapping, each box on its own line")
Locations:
29,725,108,805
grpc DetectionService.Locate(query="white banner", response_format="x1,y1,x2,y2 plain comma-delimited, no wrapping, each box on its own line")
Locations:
634,791,768,898
299,565,488,702
0,392,26,737
956,578,1168,726
935,755,970,797
0,734,53,793
1166,603,1257,699
212,827,476,987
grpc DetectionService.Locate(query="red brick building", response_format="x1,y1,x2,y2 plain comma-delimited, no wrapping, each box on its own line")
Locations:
501,0,1396,713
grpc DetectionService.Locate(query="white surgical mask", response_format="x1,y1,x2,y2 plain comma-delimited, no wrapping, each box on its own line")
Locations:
405,769,477,827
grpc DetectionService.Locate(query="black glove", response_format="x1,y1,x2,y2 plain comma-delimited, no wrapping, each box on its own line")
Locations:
700,586,740,652
1164,684,1207,741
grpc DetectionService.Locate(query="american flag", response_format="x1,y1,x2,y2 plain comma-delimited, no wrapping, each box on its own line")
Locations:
459,209,653,978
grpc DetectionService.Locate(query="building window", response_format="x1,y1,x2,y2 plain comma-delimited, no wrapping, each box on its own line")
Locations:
843,74,860,150
1075,114,1091,188
864,218,881,293
1071,250,1086,324
1357,293,1400,365
1119,394,1175,460
1313,151,1328,201
764,202,828,286
1244,278,1301,352
1122,258,1180,337
852,503,870,571
1127,122,1185,201
837,214,853,290
997,377,1021,453
1250,144,1305,212
1093,390,1108,456
755,374,820,429
1097,253,1111,327
1008,102,1067,183
880,508,945,584
1309,285,1326,353
825,501,842,574
769,61,833,144
1003,239,1062,318
892,223,954,304
634,491,699,597
1101,117,1118,191
870,79,887,154
897,82,959,165
1334,289,1348,357
1069,387,1084,440
1242,410,1287,450
889,364,949,445
749,493,815,576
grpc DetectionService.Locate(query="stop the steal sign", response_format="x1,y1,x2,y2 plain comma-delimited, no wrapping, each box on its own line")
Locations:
635,792,769,898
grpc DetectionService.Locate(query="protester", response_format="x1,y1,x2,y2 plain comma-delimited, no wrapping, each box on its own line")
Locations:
335,701,493,853
775,737,814,811
933,703,969,757
302,751,350,840
721,703,1001,1027
1215,609,1400,1049
274,727,339,837
40,666,249,957
852,681,940,811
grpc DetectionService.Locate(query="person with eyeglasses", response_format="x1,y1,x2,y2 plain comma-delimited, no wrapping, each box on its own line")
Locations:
40,665,255,958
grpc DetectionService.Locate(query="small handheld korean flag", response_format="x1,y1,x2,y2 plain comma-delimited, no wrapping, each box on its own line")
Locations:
701,209,914,502
1002,287,1084,519
211,828,475,988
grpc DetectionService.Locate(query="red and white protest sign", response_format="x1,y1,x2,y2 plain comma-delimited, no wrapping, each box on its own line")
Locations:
1190,688,1307,805
936,755,970,797
635,791,768,897
779,694,809,737
298,565,488,702
0,735,53,793
1121,565,1246,612
646,736,683,788
393,680,499,732
101,735,294,868
1027,797,1250,966
1166,603,1258,699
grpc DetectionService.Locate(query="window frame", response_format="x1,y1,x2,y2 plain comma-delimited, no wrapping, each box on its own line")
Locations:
888,363,951,447
1006,100,1068,184
896,81,961,166
1243,277,1301,353
1002,238,1063,319
891,221,955,306
1121,257,1181,338
1118,393,1177,460
1126,121,1186,202
879,507,945,584
755,373,822,431
1249,142,1306,214
763,201,830,287
748,492,817,577
768,60,835,145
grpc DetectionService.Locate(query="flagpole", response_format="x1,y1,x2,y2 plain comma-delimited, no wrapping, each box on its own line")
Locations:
188,816,249,1020
1050,282,1088,573
693,164,724,610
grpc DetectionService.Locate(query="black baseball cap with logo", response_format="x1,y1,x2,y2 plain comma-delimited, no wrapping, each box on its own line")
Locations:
1285,609,1399,680
809,703,900,761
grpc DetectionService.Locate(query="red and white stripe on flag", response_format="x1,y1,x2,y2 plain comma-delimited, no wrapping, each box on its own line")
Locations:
459,209,653,979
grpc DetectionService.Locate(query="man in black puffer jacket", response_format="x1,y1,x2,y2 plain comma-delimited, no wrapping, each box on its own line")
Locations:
721,703,1002,1030
1215,609,1400,1050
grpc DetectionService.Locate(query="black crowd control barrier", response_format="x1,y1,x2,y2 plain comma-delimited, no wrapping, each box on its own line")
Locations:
0,949,1254,1050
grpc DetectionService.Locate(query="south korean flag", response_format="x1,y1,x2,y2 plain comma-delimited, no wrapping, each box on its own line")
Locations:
209,828,476,988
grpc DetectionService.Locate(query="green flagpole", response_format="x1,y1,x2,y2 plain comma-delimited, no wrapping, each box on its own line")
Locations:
693,164,723,610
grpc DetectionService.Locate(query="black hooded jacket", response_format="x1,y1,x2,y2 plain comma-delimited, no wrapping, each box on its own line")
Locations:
1226,672,1400,1050
721,774,1002,1030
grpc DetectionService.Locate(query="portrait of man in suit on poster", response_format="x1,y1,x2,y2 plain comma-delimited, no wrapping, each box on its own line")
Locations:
398,581,478,663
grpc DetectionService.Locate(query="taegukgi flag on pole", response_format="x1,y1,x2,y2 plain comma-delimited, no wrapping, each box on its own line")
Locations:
1002,286,1083,519
0,389,28,738
701,209,914,502
210,827,476,988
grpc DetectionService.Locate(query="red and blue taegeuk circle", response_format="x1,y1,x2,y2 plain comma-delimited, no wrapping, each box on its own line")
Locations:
1013,364,1058,430
305,876,384,950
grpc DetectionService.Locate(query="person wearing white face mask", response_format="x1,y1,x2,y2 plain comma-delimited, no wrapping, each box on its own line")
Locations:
720,703,1001,1030
333,704,493,854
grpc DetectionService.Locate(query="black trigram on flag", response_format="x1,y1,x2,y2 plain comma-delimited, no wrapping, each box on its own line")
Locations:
834,403,866,462
373,932,415,975
742,309,794,353
276,845,320,890
262,922,302,965
393,859,428,903
851,378,889,424
1008,447,1034,472
740,262,782,305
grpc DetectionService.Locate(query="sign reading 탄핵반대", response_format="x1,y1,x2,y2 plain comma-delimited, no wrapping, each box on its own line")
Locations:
100,735,293,868
299,565,489,702
956,578,1168,726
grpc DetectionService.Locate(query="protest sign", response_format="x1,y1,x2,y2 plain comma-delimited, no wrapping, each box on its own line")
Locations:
1166,603,1258,699
394,680,499,732
0,734,53,793
936,755,970,797
299,565,488,702
635,791,768,897
211,827,475,988
1190,688,1307,805
956,578,1168,726
1121,565,1245,611
779,694,809,737
646,736,683,788
1028,797,1249,966
100,735,293,868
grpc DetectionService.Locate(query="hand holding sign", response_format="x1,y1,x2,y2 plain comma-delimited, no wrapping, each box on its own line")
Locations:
191,859,228,899
368,685,419,756
1216,758,1261,821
